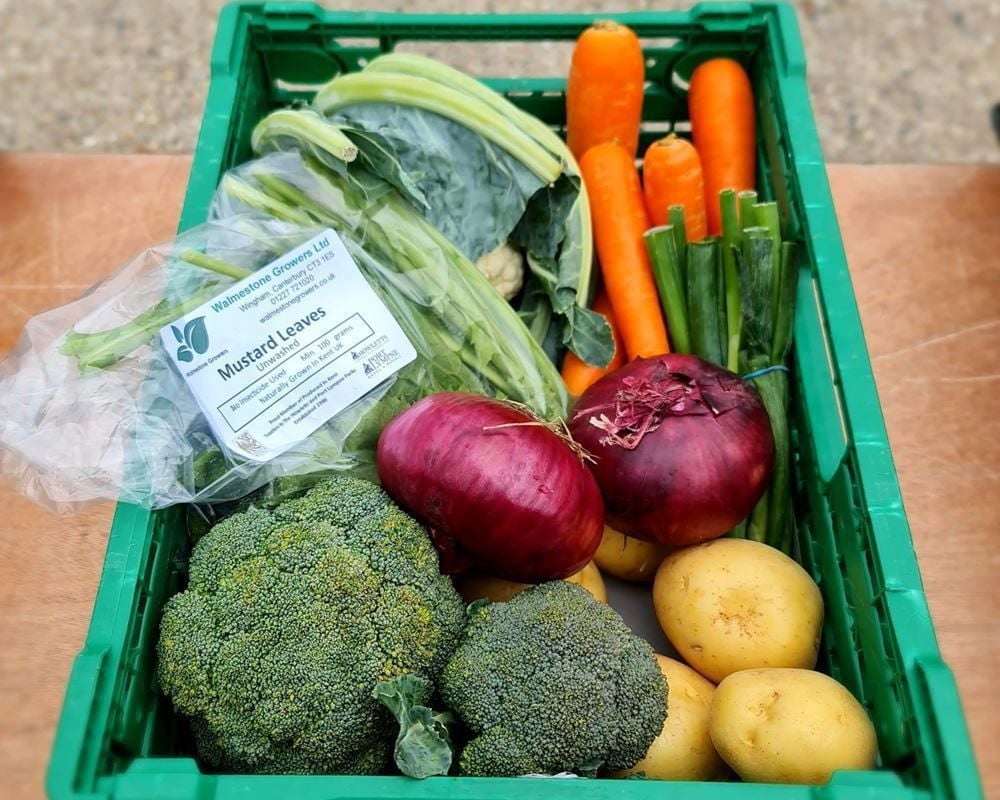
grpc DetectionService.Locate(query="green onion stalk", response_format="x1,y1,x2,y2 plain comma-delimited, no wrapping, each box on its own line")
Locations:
688,237,727,366
642,192,797,552
742,235,797,550
643,226,690,355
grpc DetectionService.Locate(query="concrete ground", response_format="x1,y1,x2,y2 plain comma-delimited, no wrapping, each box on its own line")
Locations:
0,0,997,162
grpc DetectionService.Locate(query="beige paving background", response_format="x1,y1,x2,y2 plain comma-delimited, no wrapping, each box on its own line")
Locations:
1,0,998,162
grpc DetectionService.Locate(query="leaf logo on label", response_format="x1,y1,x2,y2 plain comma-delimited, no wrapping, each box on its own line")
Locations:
184,317,210,355
172,316,209,363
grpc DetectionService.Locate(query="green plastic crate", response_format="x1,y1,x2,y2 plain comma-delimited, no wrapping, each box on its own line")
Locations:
46,3,982,799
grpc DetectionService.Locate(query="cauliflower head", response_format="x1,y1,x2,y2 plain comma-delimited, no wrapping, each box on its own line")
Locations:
474,241,524,300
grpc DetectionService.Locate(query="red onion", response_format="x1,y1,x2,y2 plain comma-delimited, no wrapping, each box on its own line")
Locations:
568,354,774,547
377,392,605,582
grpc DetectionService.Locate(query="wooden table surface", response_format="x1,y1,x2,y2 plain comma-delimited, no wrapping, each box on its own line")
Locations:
0,154,996,799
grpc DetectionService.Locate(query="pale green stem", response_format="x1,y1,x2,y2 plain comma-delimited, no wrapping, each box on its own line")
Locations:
314,72,562,183
252,108,359,163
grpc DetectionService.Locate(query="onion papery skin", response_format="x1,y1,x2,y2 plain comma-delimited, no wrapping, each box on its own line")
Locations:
569,354,774,546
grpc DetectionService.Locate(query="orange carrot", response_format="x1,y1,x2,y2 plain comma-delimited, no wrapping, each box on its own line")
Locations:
642,134,708,240
688,58,756,235
561,293,625,395
566,20,645,161
579,142,670,360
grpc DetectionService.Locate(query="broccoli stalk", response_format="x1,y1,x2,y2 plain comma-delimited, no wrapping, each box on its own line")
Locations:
373,675,454,779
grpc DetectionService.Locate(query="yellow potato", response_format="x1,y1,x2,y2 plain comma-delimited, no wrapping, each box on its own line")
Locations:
456,572,530,603
616,655,727,781
709,668,878,784
652,539,823,682
456,561,607,604
593,526,671,582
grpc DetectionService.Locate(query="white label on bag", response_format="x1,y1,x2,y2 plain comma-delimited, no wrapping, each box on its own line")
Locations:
160,229,416,462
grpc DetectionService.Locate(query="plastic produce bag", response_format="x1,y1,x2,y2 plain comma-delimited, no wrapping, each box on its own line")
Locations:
0,168,567,511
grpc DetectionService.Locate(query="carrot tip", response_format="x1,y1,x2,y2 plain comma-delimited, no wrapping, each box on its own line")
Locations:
651,133,679,148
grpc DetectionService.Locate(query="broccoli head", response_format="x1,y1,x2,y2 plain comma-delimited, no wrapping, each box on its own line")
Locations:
156,476,466,774
439,581,667,777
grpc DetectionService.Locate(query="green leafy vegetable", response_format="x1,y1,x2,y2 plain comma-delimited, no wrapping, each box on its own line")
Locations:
314,71,562,183
333,103,544,262
186,149,569,491
55,103,570,504
312,57,612,367
362,52,598,321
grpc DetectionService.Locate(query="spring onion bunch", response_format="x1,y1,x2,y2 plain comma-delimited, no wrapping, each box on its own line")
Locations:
643,191,797,551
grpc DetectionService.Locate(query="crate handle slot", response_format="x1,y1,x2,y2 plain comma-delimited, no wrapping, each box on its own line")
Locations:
45,650,110,797
393,40,576,79
911,657,983,800
793,269,849,483
688,2,755,30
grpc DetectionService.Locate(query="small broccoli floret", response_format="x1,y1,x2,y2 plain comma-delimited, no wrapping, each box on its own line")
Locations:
439,581,667,777
157,476,466,774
